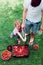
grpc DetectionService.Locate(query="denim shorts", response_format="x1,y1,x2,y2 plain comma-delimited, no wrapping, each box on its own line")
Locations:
24,19,40,34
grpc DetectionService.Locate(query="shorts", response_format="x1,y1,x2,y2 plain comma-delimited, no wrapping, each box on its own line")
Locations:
10,32,20,39
24,19,40,34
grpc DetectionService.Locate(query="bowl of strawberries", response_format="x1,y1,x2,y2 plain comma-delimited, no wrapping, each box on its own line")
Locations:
1,50,12,60
12,45,29,57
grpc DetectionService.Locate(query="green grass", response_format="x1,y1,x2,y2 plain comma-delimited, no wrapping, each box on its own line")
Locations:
0,1,43,65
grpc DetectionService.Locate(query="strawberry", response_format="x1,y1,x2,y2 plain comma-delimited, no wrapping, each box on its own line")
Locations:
33,44,39,50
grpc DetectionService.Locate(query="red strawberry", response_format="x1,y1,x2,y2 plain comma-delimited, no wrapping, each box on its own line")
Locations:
33,44,39,50
7,45,12,51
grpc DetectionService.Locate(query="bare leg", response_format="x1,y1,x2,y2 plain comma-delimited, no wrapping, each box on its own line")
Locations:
29,33,35,46
17,39,21,44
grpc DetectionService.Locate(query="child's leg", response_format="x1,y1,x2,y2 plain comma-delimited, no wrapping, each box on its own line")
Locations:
10,32,21,44
16,35,21,44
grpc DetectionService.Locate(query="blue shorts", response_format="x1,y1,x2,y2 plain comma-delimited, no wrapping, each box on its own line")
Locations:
24,19,40,34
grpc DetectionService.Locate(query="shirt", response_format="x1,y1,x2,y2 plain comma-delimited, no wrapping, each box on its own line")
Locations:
13,28,19,35
23,0,43,23
13,27,22,35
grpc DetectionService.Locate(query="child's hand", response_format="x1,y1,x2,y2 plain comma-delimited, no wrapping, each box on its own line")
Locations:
10,34,13,38
21,22,25,29
10,35,12,38
23,39,26,42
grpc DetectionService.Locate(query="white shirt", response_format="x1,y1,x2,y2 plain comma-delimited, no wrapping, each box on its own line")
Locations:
23,0,43,23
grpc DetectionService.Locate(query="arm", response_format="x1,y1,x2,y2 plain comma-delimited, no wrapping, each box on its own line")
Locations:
23,8,28,22
17,31,26,42
22,0,29,28
41,10,43,26
22,8,28,28
40,10,43,31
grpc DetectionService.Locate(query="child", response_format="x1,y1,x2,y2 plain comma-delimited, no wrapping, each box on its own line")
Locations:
10,20,26,44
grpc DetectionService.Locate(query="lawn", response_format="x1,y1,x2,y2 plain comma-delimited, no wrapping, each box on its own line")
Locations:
0,0,43,65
